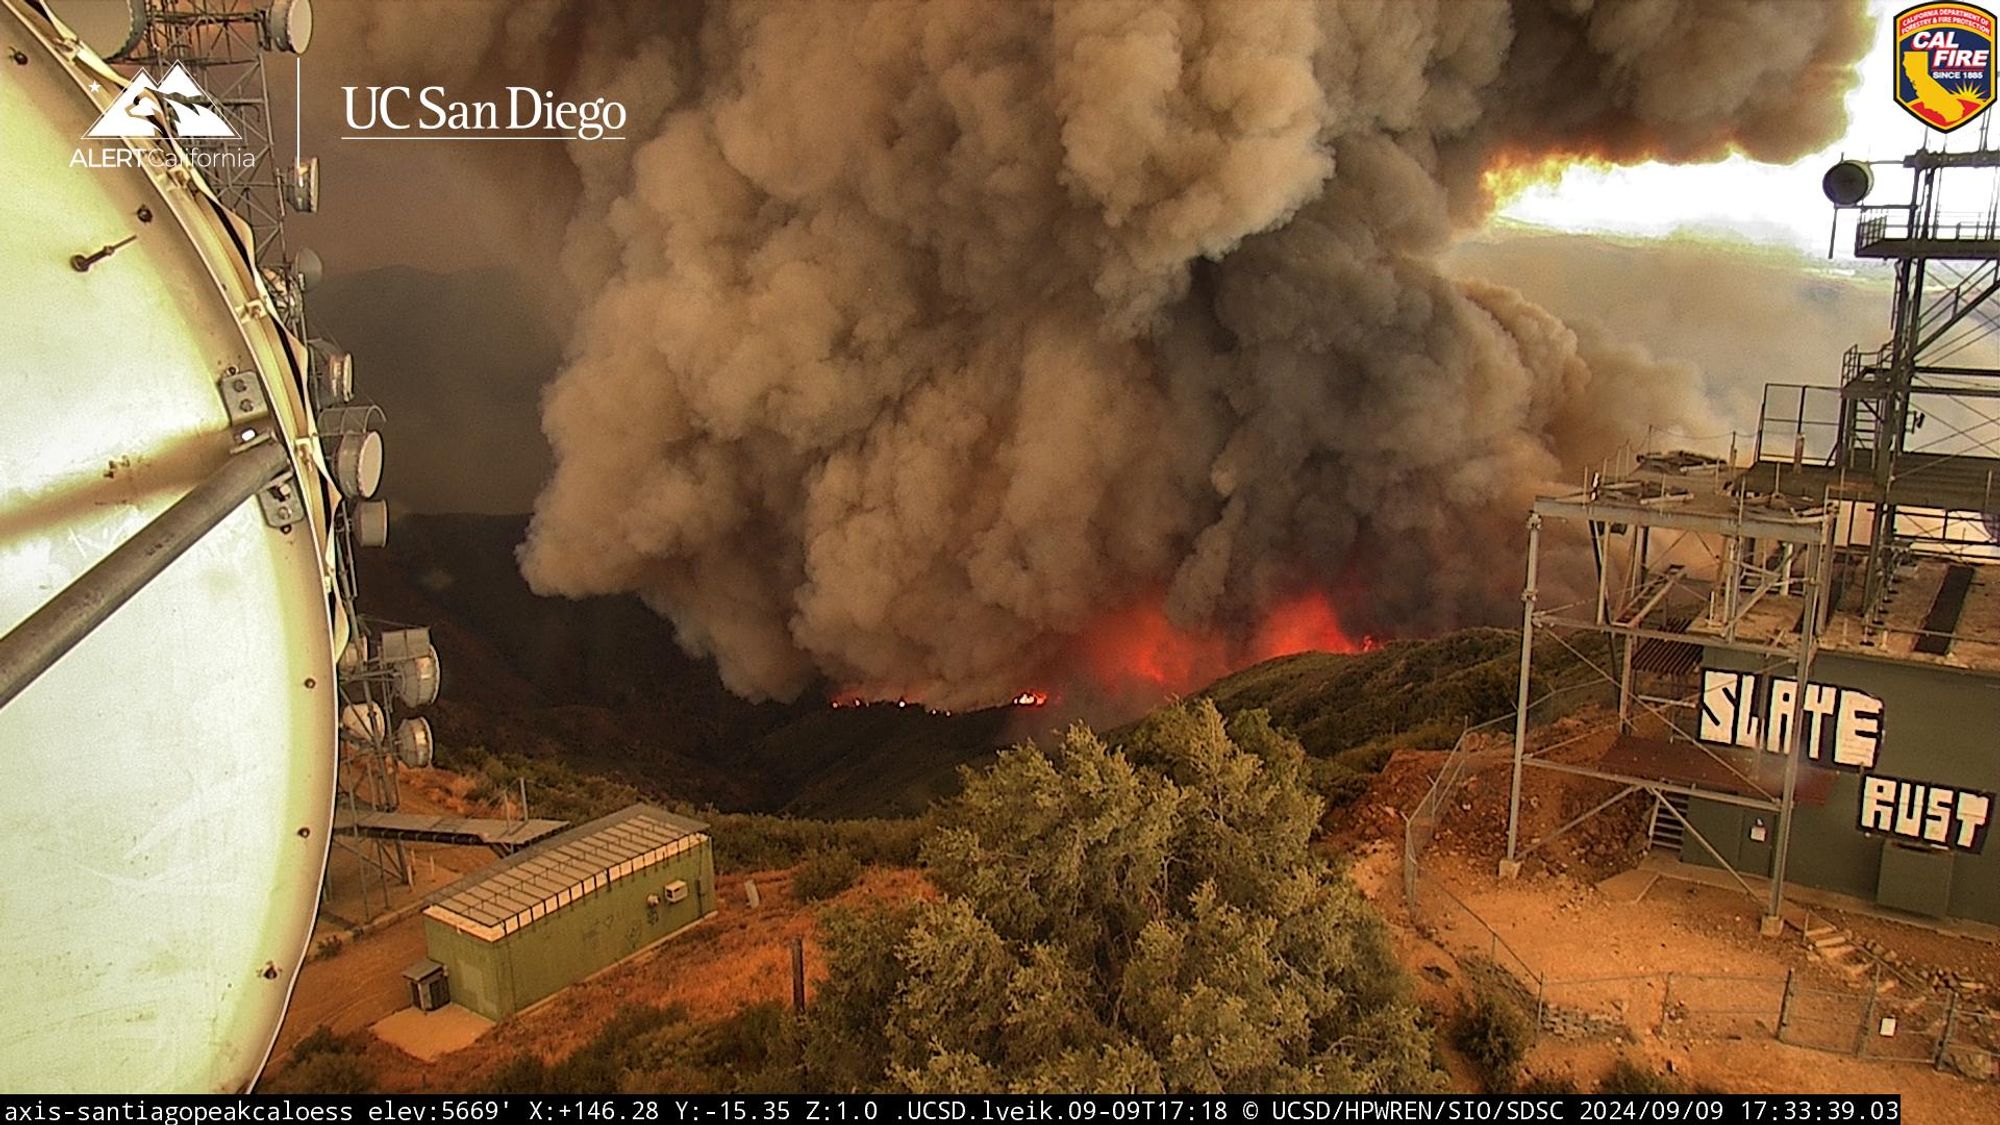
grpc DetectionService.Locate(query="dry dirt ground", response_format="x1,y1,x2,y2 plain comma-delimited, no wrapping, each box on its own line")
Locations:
269,747,1997,1113
1344,745,2000,1123
265,864,935,1092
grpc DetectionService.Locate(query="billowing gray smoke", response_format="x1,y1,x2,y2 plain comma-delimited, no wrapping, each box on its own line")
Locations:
332,0,1869,708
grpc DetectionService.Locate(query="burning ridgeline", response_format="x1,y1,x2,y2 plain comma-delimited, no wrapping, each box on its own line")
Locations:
1501,146,2000,933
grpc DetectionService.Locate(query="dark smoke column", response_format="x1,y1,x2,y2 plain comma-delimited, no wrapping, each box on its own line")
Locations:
507,0,1868,709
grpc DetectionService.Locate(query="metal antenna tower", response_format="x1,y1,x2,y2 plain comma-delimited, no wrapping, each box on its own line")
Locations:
99,1,462,923
1834,147,2000,620
113,0,316,329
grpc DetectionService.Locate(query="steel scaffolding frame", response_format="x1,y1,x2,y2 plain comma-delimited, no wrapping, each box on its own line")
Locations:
1502,460,1836,935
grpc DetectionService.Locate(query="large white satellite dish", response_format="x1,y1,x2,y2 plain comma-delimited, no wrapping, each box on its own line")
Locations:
0,0,340,1093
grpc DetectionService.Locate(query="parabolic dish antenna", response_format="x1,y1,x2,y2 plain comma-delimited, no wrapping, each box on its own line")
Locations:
0,0,339,1093
1822,159,1874,207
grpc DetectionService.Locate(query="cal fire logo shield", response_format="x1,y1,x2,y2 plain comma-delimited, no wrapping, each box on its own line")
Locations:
1896,3,1997,132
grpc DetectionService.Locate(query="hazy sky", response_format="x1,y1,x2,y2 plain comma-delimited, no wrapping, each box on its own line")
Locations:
1502,0,1995,254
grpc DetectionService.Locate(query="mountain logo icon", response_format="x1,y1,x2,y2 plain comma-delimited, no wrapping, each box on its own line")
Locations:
85,64,238,139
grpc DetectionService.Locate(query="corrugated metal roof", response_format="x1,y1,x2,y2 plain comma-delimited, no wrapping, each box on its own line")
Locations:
422,804,708,942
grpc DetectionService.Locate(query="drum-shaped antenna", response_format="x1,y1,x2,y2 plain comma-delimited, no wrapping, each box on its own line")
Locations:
394,717,434,768
290,247,324,292
339,701,388,745
44,1,148,60
395,648,441,707
287,157,319,214
318,405,385,499
331,430,383,499
308,338,352,404
1823,160,1873,206
353,499,389,547
379,627,442,707
266,0,314,55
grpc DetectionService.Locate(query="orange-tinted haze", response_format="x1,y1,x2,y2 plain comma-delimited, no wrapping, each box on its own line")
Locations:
1082,590,1368,699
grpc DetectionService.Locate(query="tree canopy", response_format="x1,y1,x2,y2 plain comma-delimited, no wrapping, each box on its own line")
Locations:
805,700,1439,1093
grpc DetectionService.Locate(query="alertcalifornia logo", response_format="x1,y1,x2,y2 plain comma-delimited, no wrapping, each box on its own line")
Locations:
85,64,235,138
1894,2,1997,131
341,85,627,142
71,62,257,172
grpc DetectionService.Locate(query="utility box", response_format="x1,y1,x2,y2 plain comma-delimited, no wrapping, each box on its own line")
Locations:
402,958,450,1012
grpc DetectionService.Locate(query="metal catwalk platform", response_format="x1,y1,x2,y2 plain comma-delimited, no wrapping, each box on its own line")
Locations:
334,810,569,853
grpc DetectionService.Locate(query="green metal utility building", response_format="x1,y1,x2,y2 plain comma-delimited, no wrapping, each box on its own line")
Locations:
421,805,716,1019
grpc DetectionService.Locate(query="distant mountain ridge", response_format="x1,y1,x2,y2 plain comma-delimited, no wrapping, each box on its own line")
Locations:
361,514,1556,820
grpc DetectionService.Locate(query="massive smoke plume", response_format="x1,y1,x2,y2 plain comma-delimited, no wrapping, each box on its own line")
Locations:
323,0,1869,708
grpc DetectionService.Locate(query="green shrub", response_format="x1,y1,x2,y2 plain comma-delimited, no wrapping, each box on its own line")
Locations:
262,1027,375,1093
793,848,863,903
289,1025,366,1062
268,1051,376,1093
1331,743,1395,775
1310,760,1375,809
489,1005,687,1093
1451,983,1535,1091
710,814,924,872
806,702,1443,1093
548,1004,681,1092
1599,1057,1679,1094
488,1052,554,1094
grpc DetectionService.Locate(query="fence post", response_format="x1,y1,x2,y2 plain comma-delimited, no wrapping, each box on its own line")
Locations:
791,936,807,1015
1856,967,1879,1057
1935,989,1959,1071
1403,831,1415,914
1777,969,1793,1042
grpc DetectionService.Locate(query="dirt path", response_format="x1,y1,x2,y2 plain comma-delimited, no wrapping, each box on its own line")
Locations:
273,912,428,1061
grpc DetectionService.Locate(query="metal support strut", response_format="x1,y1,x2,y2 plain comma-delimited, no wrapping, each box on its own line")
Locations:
1503,512,1542,873
0,440,293,710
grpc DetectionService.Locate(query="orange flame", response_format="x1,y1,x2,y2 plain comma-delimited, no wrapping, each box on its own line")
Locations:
1080,589,1369,698
826,592,1372,713
1480,151,1622,209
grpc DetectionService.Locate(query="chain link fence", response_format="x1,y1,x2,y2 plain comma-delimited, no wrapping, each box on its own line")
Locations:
1400,706,1999,1084
1660,972,1787,1041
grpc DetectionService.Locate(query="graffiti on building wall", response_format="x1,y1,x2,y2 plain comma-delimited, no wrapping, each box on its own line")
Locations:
1698,669,1989,854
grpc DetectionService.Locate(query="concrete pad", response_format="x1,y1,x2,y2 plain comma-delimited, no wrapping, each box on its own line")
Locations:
371,1003,494,1062
1594,868,1659,904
